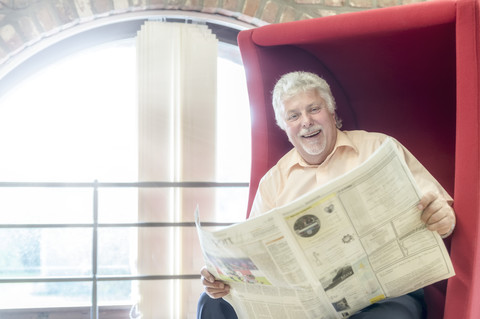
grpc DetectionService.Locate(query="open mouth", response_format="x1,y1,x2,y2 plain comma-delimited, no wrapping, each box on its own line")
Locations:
302,130,321,138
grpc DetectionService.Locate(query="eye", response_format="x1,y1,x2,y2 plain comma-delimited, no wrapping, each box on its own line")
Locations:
310,105,322,113
286,113,299,122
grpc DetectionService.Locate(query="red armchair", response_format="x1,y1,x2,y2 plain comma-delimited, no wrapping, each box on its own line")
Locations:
238,0,480,317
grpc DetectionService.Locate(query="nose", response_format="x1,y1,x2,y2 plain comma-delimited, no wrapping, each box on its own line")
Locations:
301,112,313,128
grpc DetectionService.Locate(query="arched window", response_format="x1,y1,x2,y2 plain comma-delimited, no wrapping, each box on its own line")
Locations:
0,14,251,319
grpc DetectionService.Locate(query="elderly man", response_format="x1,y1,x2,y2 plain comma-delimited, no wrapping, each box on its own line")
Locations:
197,71,456,319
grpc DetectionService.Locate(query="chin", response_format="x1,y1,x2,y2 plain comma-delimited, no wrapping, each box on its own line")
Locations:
303,145,325,156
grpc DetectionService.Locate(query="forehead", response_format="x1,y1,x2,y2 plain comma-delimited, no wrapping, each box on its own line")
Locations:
283,89,323,110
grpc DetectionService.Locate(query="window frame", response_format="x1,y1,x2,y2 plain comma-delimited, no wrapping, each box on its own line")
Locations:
0,13,253,319
0,181,246,318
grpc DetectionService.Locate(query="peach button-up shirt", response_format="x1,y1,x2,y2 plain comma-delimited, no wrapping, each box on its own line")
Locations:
249,130,452,218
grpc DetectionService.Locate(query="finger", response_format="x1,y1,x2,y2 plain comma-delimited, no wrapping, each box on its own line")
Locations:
205,285,230,299
200,267,215,283
427,218,452,235
417,192,437,211
421,201,446,224
202,277,225,289
425,214,450,231
205,285,229,295
424,207,455,234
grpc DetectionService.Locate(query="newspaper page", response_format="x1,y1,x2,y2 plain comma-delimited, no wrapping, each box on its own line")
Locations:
196,138,455,318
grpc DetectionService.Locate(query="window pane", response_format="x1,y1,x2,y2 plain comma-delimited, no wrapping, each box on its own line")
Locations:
97,188,138,223
136,279,203,318
0,229,41,277
0,27,251,316
98,225,235,276
0,40,137,182
0,187,93,224
97,228,136,276
0,282,92,309
136,226,205,276
98,187,248,223
182,279,205,318
0,305,131,319
0,228,92,278
217,56,251,183
215,187,249,223
97,281,134,307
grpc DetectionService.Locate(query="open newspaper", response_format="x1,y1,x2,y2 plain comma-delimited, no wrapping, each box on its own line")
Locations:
195,138,455,318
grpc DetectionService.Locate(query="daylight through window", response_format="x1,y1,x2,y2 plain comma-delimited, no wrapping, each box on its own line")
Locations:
0,24,251,319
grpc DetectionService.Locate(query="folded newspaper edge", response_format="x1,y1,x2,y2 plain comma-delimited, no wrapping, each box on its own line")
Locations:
196,138,455,319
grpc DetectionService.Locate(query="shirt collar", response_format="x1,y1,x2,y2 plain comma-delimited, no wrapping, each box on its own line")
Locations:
284,129,359,170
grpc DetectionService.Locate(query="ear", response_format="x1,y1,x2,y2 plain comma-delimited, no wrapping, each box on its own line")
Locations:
334,112,342,129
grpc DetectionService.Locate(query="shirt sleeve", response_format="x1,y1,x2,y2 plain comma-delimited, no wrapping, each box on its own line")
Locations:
248,170,278,219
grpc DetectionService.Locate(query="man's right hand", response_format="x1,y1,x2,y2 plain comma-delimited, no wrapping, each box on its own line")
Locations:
201,266,230,299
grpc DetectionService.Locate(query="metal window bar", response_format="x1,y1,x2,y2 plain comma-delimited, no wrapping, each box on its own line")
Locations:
92,181,98,319
0,180,248,319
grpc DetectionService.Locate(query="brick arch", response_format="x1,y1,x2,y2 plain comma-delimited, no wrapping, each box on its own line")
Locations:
0,0,427,74
0,6,257,75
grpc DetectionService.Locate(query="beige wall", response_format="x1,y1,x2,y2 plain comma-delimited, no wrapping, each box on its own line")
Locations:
0,0,428,70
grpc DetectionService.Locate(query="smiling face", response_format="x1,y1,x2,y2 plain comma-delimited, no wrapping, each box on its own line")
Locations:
283,89,338,165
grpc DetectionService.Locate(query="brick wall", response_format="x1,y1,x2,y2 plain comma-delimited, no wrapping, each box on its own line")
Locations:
0,0,427,70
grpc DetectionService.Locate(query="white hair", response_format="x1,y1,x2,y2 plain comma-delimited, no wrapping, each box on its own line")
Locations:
271,71,342,130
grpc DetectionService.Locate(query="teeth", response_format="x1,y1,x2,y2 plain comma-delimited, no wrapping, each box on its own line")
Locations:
303,131,320,137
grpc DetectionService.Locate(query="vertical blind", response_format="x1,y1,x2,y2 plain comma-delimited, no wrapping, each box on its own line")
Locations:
136,22,218,318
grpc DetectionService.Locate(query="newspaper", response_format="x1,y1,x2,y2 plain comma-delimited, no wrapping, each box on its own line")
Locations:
195,138,455,318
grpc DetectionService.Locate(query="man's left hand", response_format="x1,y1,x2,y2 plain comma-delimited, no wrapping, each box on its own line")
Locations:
418,192,456,237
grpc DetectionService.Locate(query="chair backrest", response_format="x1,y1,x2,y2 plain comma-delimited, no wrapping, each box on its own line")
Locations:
238,0,480,317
